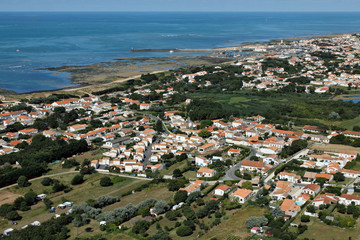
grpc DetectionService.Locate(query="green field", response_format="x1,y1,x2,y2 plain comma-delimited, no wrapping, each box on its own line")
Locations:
187,90,360,130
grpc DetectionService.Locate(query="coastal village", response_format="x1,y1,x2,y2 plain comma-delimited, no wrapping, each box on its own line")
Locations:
2,33,360,239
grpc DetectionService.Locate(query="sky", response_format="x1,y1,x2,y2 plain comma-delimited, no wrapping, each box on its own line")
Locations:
1,0,360,12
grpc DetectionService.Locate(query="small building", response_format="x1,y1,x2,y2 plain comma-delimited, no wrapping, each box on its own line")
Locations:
230,188,253,203
197,167,216,178
214,185,231,196
302,184,320,196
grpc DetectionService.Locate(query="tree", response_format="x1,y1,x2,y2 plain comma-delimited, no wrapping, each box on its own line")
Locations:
245,216,268,229
41,177,53,186
100,176,113,187
153,200,170,215
301,215,310,222
241,181,253,190
72,214,87,227
24,191,37,206
187,191,201,203
6,211,21,221
0,204,13,217
174,190,188,204
337,204,346,214
132,220,150,234
334,172,345,182
71,174,84,185
198,130,212,138
176,225,193,237
165,211,177,221
97,195,120,208
271,206,284,218
256,197,270,206
306,205,316,213
43,198,53,209
155,120,163,132
173,169,183,178
17,175,29,188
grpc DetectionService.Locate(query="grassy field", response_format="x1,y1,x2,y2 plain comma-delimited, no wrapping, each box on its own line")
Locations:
338,115,360,130
0,173,144,233
187,91,329,117
161,161,188,175
199,205,266,240
310,143,360,153
299,217,360,240
103,182,173,211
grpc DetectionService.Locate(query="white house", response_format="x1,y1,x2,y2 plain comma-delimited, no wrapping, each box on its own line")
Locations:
214,185,231,196
197,167,216,178
230,188,253,203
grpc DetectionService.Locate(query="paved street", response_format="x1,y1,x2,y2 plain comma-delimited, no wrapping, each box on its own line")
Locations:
264,147,310,183
222,148,257,181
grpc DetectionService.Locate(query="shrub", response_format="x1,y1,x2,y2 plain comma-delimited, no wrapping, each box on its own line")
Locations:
6,211,21,220
41,177,53,186
97,196,120,208
245,216,268,229
17,175,29,188
174,190,188,204
301,215,310,222
100,176,113,187
176,225,193,237
165,211,177,221
71,174,84,185
153,201,170,215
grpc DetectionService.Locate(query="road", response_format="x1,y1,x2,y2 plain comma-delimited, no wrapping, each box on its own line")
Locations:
263,147,310,183
222,148,257,181
142,136,162,167
147,113,171,134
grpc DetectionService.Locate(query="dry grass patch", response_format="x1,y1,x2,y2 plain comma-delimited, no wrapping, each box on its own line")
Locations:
299,217,360,240
310,143,360,153
0,190,21,205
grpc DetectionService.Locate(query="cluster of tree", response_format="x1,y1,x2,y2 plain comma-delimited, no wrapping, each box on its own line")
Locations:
245,216,268,229
95,198,162,224
32,107,79,131
266,99,360,124
92,85,125,95
85,195,120,209
141,73,158,83
186,99,238,121
27,93,79,104
262,58,302,74
279,139,308,158
195,71,244,91
337,202,360,219
286,77,311,85
167,177,189,191
0,135,89,188
330,134,360,147
4,214,73,239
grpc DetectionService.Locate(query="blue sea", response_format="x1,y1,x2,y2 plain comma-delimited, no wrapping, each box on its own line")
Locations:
1,12,360,93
